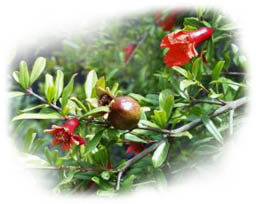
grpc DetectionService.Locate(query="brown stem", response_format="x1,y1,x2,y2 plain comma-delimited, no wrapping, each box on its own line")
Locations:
26,88,61,111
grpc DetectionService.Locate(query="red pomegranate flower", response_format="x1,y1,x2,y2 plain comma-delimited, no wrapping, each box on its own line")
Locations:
160,27,213,68
126,142,146,155
44,118,85,152
154,9,181,32
123,43,137,64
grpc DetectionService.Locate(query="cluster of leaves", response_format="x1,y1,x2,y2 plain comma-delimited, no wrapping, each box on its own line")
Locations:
9,8,247,196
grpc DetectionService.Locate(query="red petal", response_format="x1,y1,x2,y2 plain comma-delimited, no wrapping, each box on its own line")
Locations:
61,143,70,152
63,118,79,133
72,134,85,145
126,145,134,155
160,35,172,48
51,137,61,146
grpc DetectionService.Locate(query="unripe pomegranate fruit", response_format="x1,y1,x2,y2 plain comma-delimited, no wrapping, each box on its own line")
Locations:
107,96,141,130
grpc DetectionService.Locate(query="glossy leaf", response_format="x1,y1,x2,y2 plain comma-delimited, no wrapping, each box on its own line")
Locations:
19,60,30,89
61,73,77,110
152,141,170,168
54,70,64,103
85,70,98,99
159,89,174,120
202,115,223,144
12,112,61,121
30,57,46,85
212,61,225,80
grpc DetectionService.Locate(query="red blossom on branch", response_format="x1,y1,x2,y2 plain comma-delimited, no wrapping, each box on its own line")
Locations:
123,43,137,63
125,142,146,155
44,118,85,152
154,9,181,32
160,27,213,68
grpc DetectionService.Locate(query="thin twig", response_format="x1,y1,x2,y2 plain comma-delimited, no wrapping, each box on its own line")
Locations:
115,171,123,191
191,99,225,106
126,33,148,65
26,88,61,111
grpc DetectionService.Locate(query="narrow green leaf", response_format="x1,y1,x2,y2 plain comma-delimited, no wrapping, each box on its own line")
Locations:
206,39,214,62
19,104,49,113
70,97,88,112
24,128,36,153
54,70,64,103
19,153,49,167
192,58,203,81
8,91,24,98
218,23,237,31
172,66,189,78
171,131,193,139
152,141,170,168
30,57,46,85
180,79,197,91
85,70,98,99
159,89,174,120
124,134,147,143
212,61,225,80
19,60,30,89
12,71,20,83
84,129,104,156
44,74,54,103
61,73,77,110
152,110,167,128
202,115,223,144
82,106,110,117
184,17,204,28
12,112,61,121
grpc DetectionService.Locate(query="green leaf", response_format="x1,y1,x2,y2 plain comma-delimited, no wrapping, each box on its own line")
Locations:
44,74,54,103
70,97,88,112
212,61,225,80
24,128,36,153
172,66,190,79
180,79,197,91
210,77,246,88
96,76,106,89
85,70,98,99
12,112,61,121
159,89,174,120
8,91,24,98
124,134,147,143
12,71,20,83
30,57,46,85
82,106,110,117
202,115,223,144
152,110,167,128
53,174,74,191
192,57,203,81
19,60,30,89
139,120,160,128
206,38,214,62
19,153,49,167
84,129,104,156
152,141,170,168
184,17,205,28
218,23,237,31
61,73,77,110
54,70,64,103
19,104,49,113
171,131,193,139
101,171,110,181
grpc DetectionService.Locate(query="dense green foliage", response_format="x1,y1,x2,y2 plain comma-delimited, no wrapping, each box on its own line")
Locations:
10,8,247,196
